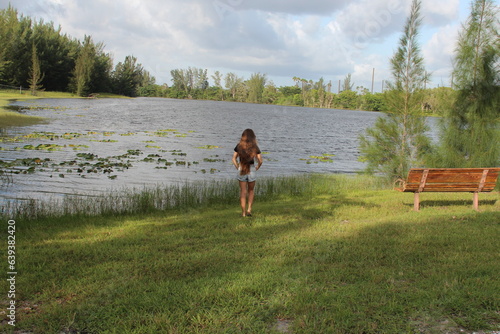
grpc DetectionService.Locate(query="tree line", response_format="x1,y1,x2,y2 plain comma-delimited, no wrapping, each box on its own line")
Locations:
156,68,392,112
1,5,454,114
0,6,153,97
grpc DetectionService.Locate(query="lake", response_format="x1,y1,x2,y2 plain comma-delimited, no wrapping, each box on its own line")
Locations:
1,97,420,202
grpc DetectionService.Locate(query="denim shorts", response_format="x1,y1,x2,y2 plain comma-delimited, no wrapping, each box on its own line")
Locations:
237,166,256,182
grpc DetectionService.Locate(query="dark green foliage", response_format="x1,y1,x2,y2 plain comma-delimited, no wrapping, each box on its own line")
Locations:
31,20,78,92
111,55,148,97
0,6,152,97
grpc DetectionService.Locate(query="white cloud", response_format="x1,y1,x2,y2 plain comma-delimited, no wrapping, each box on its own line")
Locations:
423,24,459,82
421,0,460,26
335,0,409,43
1,0,469,87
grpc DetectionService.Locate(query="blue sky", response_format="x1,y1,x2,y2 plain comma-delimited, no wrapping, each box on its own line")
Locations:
2,0,491,92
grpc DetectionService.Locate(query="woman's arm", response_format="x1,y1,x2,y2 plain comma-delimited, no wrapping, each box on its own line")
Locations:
232,151,239,170
255,153,263,171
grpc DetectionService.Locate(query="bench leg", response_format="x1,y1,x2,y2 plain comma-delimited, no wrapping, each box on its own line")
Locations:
473,192,479,211
414,192,420,211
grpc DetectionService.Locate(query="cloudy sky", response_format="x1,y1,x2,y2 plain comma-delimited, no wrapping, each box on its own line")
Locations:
2,0,482,91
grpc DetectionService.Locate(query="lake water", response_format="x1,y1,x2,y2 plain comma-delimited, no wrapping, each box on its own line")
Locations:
1,98,431,202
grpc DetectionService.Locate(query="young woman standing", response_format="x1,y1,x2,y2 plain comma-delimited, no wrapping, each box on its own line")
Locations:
232,129,263,217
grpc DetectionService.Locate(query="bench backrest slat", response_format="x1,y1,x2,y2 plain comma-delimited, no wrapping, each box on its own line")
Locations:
400,168,500,193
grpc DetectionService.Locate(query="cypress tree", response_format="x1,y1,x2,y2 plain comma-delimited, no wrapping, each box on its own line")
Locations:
72,36,96,97
27,42,44,95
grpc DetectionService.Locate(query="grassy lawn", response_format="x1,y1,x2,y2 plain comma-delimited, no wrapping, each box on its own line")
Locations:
1,175,499,333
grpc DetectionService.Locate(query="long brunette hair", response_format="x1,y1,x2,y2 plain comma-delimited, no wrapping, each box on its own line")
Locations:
237,129,259,175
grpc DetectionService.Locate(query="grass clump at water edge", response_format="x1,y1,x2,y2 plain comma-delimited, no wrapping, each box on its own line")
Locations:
0,174,499,333
2,175,321,221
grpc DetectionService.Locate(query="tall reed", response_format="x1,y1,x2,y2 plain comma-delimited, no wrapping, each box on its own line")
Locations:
1,174,327,221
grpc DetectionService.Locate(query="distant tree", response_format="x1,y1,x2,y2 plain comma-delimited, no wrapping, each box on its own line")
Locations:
170,68,189,94
211,70,224,100
136,71,157,97
72,36,95,96
360,92,386,111
211,70,222,88
263,80,279,104
279,86,301,96
335,90,357,109
27,42,44,95
112,55,144,97
170,67,208,98
224,72,243,100
315,77,326,108
32,19,78,92
90,44,113,93
431,0,499,167
341,73,354,92
246,72,267,103
192,67,209,97
0,7,33,87
359,0,431,182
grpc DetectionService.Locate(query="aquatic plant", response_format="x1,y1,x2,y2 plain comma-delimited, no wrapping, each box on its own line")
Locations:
301,153,335,164
23,143,64,151
196,145,220,149
91,139,118,143
203,156,226,163
127,149,142,156
76,152,98,160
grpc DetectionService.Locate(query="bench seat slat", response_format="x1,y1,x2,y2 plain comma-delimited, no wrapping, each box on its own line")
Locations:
400,186,497,193
404,182,496,192
407,173,499,183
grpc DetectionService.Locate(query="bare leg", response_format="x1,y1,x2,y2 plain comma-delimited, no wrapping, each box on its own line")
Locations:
239,181,248,216
246,181,255,215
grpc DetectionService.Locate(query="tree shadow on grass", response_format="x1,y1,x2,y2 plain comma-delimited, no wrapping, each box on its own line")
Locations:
13,188,378,332
285,212,500,333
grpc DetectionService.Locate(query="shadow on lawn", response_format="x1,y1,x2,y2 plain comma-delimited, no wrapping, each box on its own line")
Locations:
284,211,500,333
11,194,500,333
13,189,379,332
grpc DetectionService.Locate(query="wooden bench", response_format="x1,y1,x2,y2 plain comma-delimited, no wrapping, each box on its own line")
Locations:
395,168,500,211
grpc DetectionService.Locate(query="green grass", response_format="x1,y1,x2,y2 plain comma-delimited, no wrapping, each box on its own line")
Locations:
1,174,499,333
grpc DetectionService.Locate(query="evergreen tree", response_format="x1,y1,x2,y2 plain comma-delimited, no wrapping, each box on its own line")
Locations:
112,55,144,97
27,42,44,95
0,8,33,88
72,36,96,96
359,0,431,182
432,0,499,167
32,19,78,92
341,73,354,92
